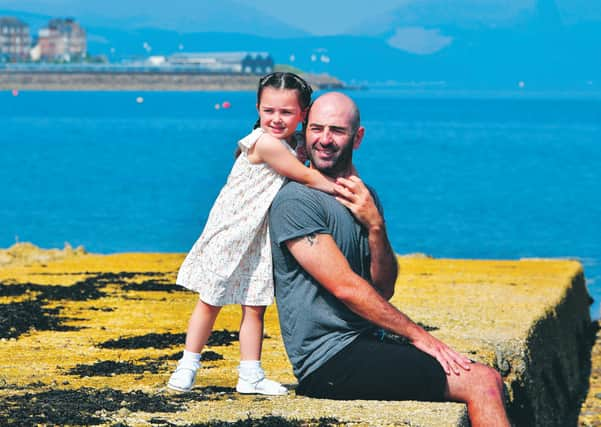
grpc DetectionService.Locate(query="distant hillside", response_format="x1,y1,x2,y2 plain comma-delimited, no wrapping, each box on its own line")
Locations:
2,2,599,90
77,27,600,89
0,8,49,30
0,1,307,37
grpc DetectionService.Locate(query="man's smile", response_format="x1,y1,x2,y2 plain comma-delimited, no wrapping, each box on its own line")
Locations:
312,146,337,159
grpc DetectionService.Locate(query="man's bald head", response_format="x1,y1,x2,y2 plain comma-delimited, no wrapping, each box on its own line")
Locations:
304,92,364,177
309,92,361,132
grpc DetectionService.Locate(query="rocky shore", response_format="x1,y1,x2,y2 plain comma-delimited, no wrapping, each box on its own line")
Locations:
0,243,596,426
0,72,344,91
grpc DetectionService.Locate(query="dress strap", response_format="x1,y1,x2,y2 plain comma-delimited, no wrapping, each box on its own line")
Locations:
238,128,265,152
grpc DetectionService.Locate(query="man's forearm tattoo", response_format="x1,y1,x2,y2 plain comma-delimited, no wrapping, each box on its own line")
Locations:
305,233,317,246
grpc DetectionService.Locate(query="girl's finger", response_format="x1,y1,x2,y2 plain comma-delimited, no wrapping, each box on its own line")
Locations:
333,185,351,198
336,177,357,190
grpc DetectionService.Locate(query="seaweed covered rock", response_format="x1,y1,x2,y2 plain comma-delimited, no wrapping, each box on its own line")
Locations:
0,250,593,426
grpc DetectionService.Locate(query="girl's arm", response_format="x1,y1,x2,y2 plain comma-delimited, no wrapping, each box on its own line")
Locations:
253,133,335,194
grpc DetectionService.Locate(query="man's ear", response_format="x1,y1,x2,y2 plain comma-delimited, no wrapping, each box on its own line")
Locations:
353,126,365,149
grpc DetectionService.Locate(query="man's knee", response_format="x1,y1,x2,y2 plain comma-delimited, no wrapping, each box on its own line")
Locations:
446,363,505,403
469,364,504,399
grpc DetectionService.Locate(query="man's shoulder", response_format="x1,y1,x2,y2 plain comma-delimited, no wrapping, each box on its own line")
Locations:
273,181,320,203
270,181,330,222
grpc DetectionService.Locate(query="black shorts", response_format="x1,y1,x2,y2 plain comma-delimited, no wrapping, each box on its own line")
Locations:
296,332,447,401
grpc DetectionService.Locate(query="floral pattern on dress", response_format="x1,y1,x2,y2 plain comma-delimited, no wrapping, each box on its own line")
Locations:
176,127,294,306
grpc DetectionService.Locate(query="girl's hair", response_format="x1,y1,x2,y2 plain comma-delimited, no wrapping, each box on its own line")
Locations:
235,72,313,158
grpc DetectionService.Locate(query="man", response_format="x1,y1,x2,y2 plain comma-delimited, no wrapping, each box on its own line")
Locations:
268,92,510,426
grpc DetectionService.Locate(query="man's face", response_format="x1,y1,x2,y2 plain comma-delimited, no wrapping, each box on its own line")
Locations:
305,96,362,176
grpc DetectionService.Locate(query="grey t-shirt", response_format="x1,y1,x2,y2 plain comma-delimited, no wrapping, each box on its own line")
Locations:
269,181,382,381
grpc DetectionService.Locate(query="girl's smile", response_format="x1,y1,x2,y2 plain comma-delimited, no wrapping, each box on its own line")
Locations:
257,86,305,142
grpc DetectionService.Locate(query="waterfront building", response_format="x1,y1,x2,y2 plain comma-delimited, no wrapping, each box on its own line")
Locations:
36,18,86,61
0,17,31,62
167,52,273,74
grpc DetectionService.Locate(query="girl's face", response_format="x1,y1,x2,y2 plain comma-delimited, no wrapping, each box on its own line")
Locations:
257,87,306,141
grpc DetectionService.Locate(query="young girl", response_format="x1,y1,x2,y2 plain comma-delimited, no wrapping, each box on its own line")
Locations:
167,72,334,395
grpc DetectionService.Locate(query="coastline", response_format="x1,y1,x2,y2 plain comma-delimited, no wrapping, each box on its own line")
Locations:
0,243,595,426
0,71,345,91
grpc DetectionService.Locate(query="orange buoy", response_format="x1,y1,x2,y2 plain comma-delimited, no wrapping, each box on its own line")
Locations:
222,101,231,109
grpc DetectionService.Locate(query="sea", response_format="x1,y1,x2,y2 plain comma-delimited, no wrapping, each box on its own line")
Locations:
1,89,600,317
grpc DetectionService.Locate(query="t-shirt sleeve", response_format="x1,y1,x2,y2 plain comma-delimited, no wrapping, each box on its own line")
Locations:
369,185,385,218
269,187,330,246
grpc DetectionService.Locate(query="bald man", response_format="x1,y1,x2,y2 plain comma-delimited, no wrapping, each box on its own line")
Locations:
268,92,510,426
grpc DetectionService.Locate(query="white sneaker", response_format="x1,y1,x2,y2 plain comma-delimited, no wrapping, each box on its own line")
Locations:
167,362,199,392
236,367,288,396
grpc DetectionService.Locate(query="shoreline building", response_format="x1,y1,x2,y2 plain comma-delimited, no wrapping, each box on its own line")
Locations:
0,17,31,62
33,18,86,62
167,52,273,74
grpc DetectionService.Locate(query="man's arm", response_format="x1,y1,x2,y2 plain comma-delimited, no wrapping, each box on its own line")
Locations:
286,232,472,376
334,175,398,299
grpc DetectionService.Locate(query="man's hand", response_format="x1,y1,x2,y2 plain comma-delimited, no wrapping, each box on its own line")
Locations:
410,330,473,376
334,174,397,299
334,175,383,230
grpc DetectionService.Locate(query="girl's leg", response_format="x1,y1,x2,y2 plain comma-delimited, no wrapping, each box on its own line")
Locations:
239,305,266,360
168,299,221,392
236,305,287,395
185,299,222,352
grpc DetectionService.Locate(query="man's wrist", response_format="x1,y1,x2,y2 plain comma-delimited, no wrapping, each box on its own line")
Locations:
404,320,429,344
367,219,385,234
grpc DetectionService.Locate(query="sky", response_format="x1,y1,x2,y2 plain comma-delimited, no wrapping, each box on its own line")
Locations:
248,0,403,35
229,0,601,35
0,0,599,37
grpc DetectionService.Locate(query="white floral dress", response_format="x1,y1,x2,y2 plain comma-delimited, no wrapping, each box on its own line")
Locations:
176,128,295,306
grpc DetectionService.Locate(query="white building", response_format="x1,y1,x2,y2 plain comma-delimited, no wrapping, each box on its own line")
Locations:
168,52,274,74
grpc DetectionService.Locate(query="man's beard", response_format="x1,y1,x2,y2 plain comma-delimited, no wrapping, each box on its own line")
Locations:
307,137,354,177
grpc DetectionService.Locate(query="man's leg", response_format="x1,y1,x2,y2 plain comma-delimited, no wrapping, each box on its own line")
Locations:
297,333,447,401
296,333,510,426
444,362,510,427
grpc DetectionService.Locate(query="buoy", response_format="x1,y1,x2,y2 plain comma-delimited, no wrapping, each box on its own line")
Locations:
222,101,231,109
214,103,221,110
518,81,525,89
12,89,19,97
136,96,144,104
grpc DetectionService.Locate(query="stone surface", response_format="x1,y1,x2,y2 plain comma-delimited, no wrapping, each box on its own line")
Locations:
577,323,601,426
0,245,593,426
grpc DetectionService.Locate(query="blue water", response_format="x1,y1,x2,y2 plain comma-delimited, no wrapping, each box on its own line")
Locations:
1,90,600,316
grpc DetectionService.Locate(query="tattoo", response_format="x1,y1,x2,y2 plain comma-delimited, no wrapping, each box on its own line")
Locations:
305,233,317,246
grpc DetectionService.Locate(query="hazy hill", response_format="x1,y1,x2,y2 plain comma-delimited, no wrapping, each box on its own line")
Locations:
0,0,307,37
1,1,599,89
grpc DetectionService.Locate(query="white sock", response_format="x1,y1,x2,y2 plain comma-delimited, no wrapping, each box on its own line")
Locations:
180,350,201,368
238,360,262,377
